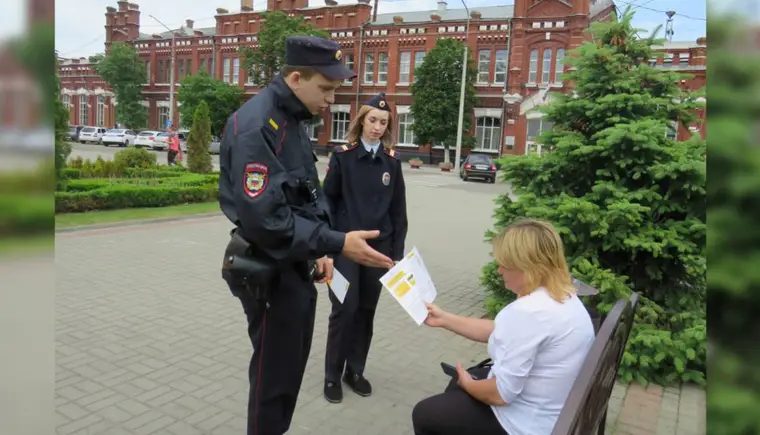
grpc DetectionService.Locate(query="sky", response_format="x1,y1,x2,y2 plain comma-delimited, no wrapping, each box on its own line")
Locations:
51,0,710,59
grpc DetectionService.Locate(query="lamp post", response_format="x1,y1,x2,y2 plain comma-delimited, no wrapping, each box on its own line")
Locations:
453,0,470,173
149,15,176,129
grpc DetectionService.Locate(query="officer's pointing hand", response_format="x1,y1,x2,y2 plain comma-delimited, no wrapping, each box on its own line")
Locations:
342,230,395,269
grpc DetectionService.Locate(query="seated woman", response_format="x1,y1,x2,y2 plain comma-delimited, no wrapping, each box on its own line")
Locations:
412,219,595,435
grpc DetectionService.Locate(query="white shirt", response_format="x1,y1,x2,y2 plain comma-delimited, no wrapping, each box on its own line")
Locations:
361,138,381,155
486,288,594,435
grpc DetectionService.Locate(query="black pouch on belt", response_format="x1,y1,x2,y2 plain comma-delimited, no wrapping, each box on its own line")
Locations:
221,228,277,299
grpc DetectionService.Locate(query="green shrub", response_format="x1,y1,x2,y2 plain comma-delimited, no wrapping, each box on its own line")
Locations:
64,173,219,192
55,184,218,213
481,9,705,387
187,100,214,174
113,147,158,169
0,195,53,236
62,167,190,180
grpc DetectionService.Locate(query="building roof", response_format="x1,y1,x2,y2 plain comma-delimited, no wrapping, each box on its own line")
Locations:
371,4,514,25
136,25,216,40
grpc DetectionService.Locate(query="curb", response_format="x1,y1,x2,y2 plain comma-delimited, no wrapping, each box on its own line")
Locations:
55,211,223,234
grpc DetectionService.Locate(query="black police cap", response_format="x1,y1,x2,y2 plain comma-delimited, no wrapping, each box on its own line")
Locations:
364,92,391,112
284,36,357,81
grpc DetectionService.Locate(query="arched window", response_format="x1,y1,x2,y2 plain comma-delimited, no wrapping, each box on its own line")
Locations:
528,49,538,83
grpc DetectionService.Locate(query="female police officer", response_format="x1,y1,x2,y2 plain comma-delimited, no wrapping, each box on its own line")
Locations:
322,92,409,403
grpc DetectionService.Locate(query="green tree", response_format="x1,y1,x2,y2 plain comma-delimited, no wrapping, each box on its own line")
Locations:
706,9,760,434
177,71,244,137
239,11,329,88
410,38,477,163
480,7,706,386
94,42,148,129
186,100,213,174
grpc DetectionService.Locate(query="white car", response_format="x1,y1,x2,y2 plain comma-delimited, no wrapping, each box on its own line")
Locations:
134,130,161,148
78,126,108,144
102,129,137,147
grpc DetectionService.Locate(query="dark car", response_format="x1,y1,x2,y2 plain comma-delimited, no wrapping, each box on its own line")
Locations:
460,154,497,183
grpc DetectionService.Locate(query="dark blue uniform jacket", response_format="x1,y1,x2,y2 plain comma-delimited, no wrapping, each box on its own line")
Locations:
322,142,408,261
218,75,345,263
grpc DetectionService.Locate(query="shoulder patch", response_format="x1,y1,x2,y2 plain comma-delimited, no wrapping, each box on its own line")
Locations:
383,147,401,160
243,163,269,199
333,143,359,154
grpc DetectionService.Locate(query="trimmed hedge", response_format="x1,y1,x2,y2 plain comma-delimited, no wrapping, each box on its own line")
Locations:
56,184,219,213
0,195,53,236
64,174,220,193
62,167,188,180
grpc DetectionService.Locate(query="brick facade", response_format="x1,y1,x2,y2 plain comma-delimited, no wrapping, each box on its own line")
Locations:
57,0,706,160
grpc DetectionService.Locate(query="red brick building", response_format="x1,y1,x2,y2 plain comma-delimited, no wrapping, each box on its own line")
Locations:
58,0,706,160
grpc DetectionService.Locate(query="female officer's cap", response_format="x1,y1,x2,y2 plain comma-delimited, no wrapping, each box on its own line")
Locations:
364,93,391,112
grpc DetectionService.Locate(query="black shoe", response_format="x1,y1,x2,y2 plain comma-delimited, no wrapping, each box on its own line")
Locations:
343,372,372,397
324,380,343,403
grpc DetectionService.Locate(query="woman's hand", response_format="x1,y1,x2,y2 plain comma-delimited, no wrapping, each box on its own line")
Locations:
423,302,450,328
455,362,474,388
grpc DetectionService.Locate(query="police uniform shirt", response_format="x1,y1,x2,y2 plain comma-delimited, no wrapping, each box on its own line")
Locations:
218,36,357,262
322,142,408,261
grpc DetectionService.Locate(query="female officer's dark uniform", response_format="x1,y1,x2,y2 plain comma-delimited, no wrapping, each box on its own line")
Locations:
322,93,409,403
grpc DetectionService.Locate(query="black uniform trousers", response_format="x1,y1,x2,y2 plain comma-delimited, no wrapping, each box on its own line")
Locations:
324,239,391,382
412,367,509,435
225,266,317,435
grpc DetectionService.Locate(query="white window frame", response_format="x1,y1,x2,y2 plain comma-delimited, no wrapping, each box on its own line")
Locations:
330,108,351,142
344,54,355,84
542,48,553,84
398,52,411,84
494,50,507,84
475,116,501,152
79,94,88,126
528,49,538,84
363,53,374,84
304,122,318,140
232,58,240,85
413,51,425,81
158,106,170,130
96,96,105,127
377,52,388,84
526,114,553,156
477,49,491,84
665,121,677,140
223,58,231,83
554,49,565,83
396,106,415,146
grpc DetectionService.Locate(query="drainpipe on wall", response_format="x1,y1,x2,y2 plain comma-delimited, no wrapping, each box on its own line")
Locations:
355,19,370,114
499,18,513,159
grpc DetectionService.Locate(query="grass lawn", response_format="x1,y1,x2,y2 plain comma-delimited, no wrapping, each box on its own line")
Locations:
55,202,221,228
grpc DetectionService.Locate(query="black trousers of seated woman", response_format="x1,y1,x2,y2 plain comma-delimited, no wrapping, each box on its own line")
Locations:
412,366,508,435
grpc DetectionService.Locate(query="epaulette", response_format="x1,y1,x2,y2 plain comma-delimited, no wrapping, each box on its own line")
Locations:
333,142,359,154
383,147,401,160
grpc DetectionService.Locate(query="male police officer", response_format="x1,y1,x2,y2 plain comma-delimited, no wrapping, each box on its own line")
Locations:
218,36,395,435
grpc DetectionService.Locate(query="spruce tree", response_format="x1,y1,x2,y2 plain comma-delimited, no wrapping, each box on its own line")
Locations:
480,7,706,386
706,11,760,434
186,100,213,174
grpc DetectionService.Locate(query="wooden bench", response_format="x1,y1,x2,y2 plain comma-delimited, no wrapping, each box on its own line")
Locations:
551,292,640,435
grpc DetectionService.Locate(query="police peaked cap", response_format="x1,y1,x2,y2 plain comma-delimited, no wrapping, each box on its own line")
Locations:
284,35,357,80
364,93,391,112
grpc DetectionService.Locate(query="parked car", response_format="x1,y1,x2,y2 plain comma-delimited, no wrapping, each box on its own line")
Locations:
101,129,137,147
134,130,161,148
208,136,221,154
78,126,108,144
460,154,497,183
67,126,83,142
153,131,187,150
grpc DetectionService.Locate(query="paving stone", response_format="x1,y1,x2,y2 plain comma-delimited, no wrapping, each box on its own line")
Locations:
55,173,705,435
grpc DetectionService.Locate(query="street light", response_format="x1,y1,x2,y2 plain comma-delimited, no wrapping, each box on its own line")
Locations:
453,0,470,173
149,14,176,129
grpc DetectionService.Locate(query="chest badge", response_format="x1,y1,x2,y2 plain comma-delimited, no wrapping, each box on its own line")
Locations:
382,172,391,186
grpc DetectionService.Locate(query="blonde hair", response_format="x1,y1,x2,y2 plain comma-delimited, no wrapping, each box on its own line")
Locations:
492,219,574,302
345,104,394,148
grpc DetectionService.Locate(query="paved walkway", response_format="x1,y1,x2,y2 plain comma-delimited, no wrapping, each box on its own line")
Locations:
54,171,704,434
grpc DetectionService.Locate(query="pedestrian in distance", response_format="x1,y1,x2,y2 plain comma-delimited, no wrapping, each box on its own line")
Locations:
322,92,409,403
217,36,395,435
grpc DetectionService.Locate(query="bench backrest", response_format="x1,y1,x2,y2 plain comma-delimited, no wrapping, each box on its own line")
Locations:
551,292,640,435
